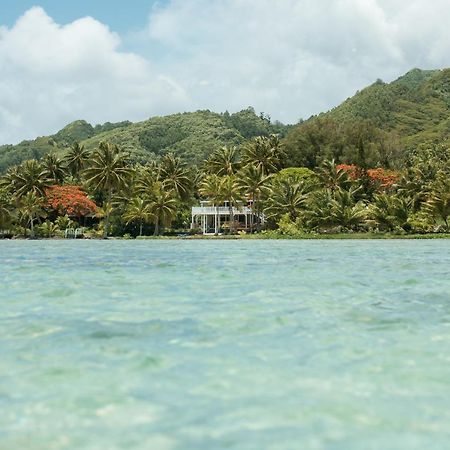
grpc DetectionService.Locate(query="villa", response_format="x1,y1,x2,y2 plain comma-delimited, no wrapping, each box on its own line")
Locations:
191,200,265,234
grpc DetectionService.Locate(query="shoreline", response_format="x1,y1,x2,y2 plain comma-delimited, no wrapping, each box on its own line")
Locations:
2,233,450,241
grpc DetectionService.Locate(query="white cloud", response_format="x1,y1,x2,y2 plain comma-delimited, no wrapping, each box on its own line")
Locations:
0,7,188,144
145,0,450,122
2,1,450,144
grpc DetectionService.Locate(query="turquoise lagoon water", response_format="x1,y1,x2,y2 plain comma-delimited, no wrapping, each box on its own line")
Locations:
1,240,450,449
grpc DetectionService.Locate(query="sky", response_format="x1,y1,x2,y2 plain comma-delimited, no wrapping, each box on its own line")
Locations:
1,0,450,145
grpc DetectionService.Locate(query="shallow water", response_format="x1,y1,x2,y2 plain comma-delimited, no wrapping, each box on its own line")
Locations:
1,240,450,449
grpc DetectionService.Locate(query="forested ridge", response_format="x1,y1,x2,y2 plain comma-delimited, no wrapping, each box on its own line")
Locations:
0,108,288,173
1,68,450,238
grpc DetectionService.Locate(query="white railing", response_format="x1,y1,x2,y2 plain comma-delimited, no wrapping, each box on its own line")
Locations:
64,228,85,238
192,206,254,215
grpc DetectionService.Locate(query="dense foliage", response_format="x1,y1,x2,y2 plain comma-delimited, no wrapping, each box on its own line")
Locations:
1,135,449,238
44,185,97,218
1,68,450,238
0,108,289,173
283,68,450,169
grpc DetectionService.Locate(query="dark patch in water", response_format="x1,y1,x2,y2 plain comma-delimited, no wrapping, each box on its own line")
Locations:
88,330,133,339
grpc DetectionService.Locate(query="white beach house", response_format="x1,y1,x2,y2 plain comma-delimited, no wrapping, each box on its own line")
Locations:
191,200,264,234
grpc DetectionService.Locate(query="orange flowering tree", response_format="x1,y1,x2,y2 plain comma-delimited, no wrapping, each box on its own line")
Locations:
336,164,361,180
44,185,98,218
366,168,399,189
336,164,398,190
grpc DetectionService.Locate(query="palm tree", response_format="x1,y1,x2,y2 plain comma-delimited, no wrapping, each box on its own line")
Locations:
122,197,153,237
241,134,285,174
318,159,352,192
19,191,46,238
0,190,11,230
95,202,114,236
159,154,192,201
55,214,76,231
0,166,19,193
265,180,313,223
204,146,240,176
1,160,50,198
396,168,429,212
65,142,91,178
133,163,159,198
328,188,367,230
304,189,334,229
237,164,272,231
219,175,243,233
42,153,67,184
424,192,450,230
369,193,411,231
83,142,133,238
148,182,178,236
199,174,222,204
198,174,223,233
40,220,60,238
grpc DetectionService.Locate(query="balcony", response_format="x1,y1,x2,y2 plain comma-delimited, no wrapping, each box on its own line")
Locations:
192,206,254,215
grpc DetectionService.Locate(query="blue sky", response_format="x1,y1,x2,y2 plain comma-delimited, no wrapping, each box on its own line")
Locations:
1,0,450,144
0,1,165,33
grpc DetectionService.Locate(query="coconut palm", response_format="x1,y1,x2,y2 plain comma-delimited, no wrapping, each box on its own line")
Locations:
40,220,60,238
0,203,10,227
83,142,133,238
2,160,50,198
241,134,285,174
318,159,352,192
19,191,46,238
159,154,192,201
95,203,114,236
65,142,91,178
424,192,450,230
204,146,240,176
148,182,178,236
369,193,412,231
0,190,11,229
265,180,313,223
55,214,76,231
304,189,334,229
198,174,223,233
122,197,153,236
198,174,222,204
0,166,20,195
133,163,159,198
328,188,367,230
218,175,244,233
237,164,272,231
396,168,429,212
42,153,67,184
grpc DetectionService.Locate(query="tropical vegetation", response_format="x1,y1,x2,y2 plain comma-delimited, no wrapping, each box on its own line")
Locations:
1,68,450,238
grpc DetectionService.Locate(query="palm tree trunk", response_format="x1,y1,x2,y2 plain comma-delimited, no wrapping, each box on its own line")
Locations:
216,205,219,234
255,194,261,232
154,217,159,236
139,221,143,237
248,193,254,233
103,188,112,239
30,215,35,239
229,203,234,234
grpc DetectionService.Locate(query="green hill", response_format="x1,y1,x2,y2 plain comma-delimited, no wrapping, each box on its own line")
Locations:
0,108,289,173
320,68,450,145
284,68,450,168
3,68,450,173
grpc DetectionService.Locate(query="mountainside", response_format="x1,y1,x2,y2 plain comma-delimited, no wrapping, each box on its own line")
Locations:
0,108,288,173
283,68,450,169
2,68,450,173
321,68,450,145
